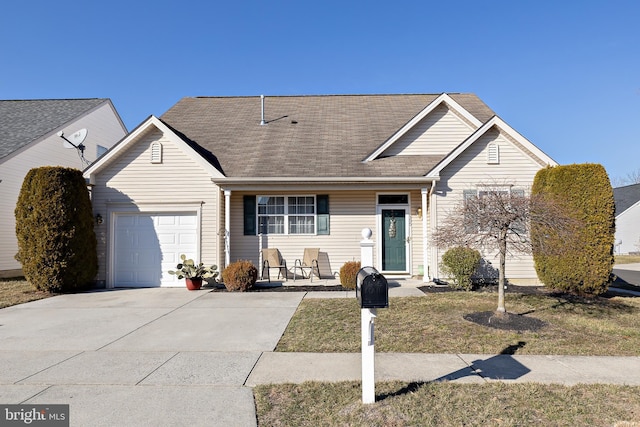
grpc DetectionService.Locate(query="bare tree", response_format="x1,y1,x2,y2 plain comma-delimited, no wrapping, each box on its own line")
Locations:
432,183,575,314
613,168,640,187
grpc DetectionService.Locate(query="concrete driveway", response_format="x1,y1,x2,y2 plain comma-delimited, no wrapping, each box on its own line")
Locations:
0,288,304,427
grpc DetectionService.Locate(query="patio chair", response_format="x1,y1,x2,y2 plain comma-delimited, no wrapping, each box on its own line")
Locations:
293,248,321,282
261,248,288,282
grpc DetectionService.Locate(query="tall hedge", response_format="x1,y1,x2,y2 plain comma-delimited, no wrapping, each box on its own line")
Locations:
15,167,98,292
531,164,615,295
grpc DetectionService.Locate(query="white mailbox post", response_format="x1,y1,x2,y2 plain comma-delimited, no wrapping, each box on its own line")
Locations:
360,228,376,404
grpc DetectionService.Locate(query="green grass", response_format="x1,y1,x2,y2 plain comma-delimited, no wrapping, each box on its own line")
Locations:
255,381,640,427
276,293,640,355
0,277,53,309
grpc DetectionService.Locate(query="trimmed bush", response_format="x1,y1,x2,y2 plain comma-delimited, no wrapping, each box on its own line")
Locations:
222,260,258,291
440,246,481,291
15,167,98,292
339,261,361,289
531,163,615,295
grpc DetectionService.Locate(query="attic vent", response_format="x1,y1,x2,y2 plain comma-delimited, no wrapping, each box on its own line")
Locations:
487,143,499,164
151,142,163,164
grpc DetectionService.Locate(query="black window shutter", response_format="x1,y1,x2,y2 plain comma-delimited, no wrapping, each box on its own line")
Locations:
317,195,329,235
243,196,256,235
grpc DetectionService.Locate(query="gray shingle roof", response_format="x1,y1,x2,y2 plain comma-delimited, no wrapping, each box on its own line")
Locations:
160,94,495,178
0,99,107,159
614,183,640,215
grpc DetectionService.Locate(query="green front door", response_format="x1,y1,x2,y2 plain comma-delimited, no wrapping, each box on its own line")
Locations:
382,209,406,271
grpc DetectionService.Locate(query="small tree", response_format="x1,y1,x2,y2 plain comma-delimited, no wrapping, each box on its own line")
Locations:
432,183,574,313
15,167,97,292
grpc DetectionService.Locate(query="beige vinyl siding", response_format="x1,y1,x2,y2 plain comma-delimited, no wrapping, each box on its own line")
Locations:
381,104,476,157
432,127,544,282
91,128,220,284
0,103,125,273
232,191,377,277
232,189,427,278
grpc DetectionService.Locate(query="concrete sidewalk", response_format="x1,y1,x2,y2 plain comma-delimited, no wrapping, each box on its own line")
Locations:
0,283,639,426
247,352,640,386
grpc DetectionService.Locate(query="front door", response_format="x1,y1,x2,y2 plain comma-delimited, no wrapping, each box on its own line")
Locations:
382,209,406,271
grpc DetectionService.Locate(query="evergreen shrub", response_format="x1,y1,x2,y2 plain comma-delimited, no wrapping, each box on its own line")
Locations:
339,261,361,289
14,167,98,292
531,163,615,295
440,246,481,291
222,260,258,291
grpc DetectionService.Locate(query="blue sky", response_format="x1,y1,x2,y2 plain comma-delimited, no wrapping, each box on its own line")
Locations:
2,0,638,183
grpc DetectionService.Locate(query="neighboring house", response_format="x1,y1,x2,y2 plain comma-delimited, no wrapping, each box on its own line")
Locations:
613,183,640,254
83,93,557,288
0,99,127,277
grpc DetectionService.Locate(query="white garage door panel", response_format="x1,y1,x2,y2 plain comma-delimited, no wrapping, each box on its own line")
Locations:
114,212,198,287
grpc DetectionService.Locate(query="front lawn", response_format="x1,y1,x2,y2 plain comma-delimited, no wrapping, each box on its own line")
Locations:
0,277,52,309
261,290,640,425
615,254,640,264
276,292,640,355
255,382,640,427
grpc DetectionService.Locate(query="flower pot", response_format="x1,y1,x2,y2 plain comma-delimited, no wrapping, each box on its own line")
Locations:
185,278,203,290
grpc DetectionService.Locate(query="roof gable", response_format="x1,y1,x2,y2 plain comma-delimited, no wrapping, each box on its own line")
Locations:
376,102,477,158
0,99,109,159
614,183,640,215
364,93,484,161
425,116,558,178
84,115,225,181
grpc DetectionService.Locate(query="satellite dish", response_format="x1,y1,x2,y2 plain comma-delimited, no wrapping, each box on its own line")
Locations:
61,128,88,149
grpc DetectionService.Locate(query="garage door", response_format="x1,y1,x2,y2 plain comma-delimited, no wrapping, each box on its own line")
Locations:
114,212,198,287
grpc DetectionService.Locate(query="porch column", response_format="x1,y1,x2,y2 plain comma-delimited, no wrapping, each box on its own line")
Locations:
224,190,231,268
421,187,428,282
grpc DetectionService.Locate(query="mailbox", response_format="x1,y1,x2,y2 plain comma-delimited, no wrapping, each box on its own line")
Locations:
356,267,388,309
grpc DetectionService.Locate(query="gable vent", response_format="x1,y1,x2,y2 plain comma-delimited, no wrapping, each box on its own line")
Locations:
487,143,499,164
151,142,163,164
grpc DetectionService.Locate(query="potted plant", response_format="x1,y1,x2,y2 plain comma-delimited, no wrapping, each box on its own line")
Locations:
168,254,219,290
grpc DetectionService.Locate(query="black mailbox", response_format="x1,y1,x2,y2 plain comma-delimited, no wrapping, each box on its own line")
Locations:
356,267,388,309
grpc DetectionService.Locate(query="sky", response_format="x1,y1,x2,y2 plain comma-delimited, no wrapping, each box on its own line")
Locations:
1,0,638,183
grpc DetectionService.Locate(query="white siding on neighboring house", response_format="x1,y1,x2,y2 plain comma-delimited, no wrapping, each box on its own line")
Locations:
90,127,220,287
0,103,125,273
381,104,476,157
615,202,640,254
432,127,546,283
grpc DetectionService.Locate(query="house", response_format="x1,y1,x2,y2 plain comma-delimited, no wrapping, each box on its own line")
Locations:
613,183,640,255
0,99,127,277
83,93,557,288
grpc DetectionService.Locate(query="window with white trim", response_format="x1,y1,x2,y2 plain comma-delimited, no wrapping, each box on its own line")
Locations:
464,186,525,233
257,196,316,234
